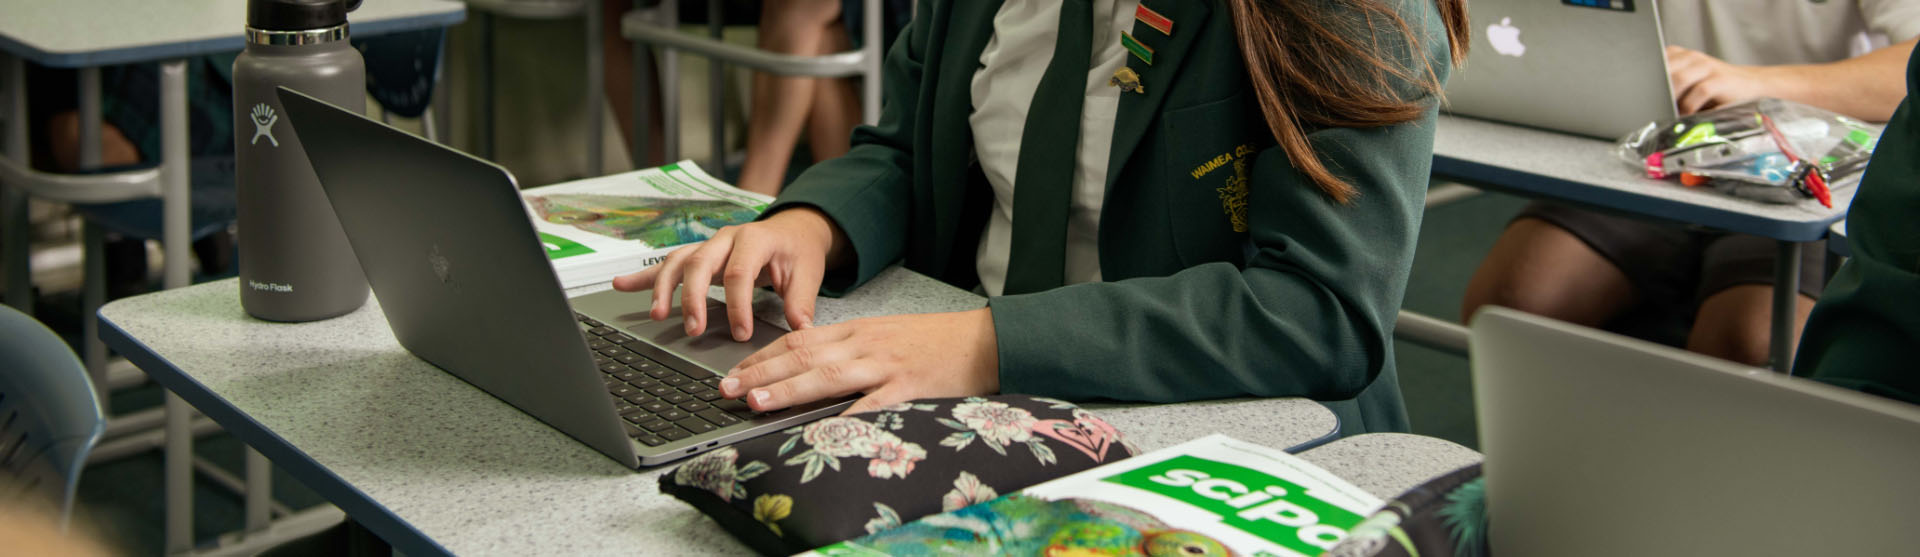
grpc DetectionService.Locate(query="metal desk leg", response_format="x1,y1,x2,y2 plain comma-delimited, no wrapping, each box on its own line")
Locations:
659,0,679,163
82,221,106,397
78,67,112,407
3,55,30,314
478,11,496,160
158,59,198,555
631,39,655,168
861,0,880,125
159,61,188,290
707,0,724,174
1771,240,1801,373
246,449,271,532
79,67,102,168
586,0,605,175
165,391,193,553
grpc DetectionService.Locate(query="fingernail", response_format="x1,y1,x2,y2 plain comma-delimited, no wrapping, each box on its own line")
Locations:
686,318,698,336
650,298,658,313
720,377,739,397
732,325,748,341
751,389,771,406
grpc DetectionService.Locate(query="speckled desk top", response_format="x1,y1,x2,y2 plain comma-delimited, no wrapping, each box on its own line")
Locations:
1296,433,1482,500
0,0,465,67
1434,114,1853,242
101,267,1337,556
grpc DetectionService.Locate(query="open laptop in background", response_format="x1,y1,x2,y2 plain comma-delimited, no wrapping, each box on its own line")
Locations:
1443,0,1678,138
1470,306,1920,555
277,88,855,468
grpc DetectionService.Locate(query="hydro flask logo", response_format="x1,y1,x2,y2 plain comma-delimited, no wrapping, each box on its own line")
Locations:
250,104,280,147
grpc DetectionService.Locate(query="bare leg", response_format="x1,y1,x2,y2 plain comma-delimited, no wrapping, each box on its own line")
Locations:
1687,285,1817,367
1461,217,1638,326
602,0,667,166
737,0,843,195
803,20,860,163
46,111,140,171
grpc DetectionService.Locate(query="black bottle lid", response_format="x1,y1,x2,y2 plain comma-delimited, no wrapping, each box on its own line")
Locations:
247,0,362,31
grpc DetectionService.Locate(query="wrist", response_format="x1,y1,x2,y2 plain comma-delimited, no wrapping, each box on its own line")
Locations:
1755,64,1813,105
769,206,850,265
968,307,1001,393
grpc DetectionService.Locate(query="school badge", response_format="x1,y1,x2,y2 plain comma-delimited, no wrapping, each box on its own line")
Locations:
1110,67,1145,94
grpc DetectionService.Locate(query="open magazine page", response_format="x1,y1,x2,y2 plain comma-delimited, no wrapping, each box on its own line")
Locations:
810,434,1382,556
522,161,773,288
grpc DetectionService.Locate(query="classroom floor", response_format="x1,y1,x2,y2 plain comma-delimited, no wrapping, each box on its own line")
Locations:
43,184,1524,554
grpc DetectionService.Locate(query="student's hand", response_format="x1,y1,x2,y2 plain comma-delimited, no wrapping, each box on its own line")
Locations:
611,207,845,340
1667,45,1778,115
719,308,1000,414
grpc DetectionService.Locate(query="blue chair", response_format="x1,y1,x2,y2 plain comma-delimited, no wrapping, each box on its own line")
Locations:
0,305,106,529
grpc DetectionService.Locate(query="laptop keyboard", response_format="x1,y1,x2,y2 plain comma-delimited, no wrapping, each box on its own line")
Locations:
576,312,766,447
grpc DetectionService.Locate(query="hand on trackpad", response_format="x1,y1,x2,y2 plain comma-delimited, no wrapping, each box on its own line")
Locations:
622,301,787,371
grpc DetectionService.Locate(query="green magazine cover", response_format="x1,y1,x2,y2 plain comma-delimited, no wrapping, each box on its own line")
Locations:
521,161,772,288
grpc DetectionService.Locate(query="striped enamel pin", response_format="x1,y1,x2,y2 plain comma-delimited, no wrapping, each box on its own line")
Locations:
1120,32,1154,64
1136,4,1173,35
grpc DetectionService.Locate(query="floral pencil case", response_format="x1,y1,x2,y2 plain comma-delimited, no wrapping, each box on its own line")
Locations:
658,395,1143,555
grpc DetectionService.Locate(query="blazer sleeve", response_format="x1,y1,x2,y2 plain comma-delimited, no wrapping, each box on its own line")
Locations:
1790,49,1920,404
755,5,929,294
990,113,1436,402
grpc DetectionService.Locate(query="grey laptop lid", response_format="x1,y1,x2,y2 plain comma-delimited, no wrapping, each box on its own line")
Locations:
1443,0,1677,138
277,88,638,466
1470,307,1920,555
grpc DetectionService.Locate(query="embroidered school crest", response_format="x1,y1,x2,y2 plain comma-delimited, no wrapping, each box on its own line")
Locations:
1193,143,1255,233
1216,156,1250,233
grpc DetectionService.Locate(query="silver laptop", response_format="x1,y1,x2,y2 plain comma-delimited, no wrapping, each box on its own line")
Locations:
1470,307,1920,555
278,88,853,467
1443,0,1678,138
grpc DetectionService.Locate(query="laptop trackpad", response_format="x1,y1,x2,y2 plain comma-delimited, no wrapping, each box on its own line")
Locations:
617,303,787,371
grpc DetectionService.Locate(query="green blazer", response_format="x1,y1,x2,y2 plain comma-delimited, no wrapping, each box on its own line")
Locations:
769,0,1454,436
1791,48,1920,405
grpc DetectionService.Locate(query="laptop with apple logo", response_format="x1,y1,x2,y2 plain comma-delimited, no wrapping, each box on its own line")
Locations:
1443,0,1678,139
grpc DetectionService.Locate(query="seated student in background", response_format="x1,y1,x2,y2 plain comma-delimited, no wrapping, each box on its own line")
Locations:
1793,48,1920,406
601,0,907,195
36,57,239,299
615,0,1470,436
1461,0,1920,367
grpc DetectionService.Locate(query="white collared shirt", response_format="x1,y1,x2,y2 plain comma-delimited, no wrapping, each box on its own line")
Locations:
1659,0,1920,65
969,0,1143,297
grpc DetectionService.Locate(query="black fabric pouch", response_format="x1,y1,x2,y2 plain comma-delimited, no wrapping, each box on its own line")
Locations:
1326,463,1489,557
658,395,1143,555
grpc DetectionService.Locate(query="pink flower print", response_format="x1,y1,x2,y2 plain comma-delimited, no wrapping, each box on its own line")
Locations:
865,438,927,479
674,447,741,501
940,471,999,511
802,417,886,458
1032,410,1127,462
950,400,1037,447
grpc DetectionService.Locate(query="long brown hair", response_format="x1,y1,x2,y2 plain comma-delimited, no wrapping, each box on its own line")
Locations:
1225,0,1469,204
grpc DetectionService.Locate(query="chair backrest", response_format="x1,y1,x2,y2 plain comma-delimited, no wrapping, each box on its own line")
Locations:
0,305,105,529
356,28,446,118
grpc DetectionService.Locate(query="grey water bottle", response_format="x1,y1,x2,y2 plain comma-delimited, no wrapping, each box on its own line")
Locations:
233,0,368,321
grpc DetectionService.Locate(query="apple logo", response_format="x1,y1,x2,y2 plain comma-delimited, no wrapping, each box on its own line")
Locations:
1487,17,1526,57
428,244,452,284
